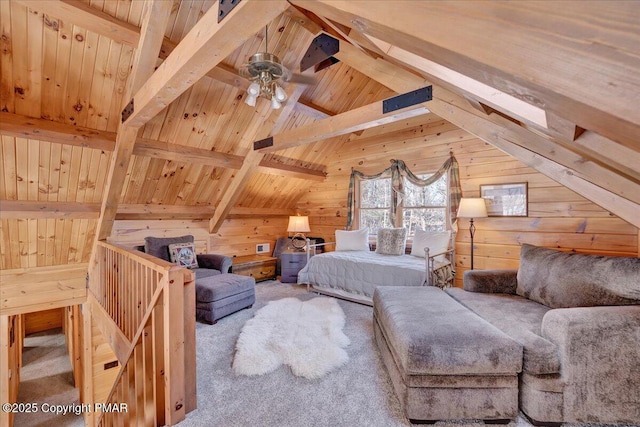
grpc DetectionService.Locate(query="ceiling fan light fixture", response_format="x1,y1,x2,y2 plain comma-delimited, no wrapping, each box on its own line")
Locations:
274,84,287,102
240,26,313,110
247,82,260,97
245,93,257,107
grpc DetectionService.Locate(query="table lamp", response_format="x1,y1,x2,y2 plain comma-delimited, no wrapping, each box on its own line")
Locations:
287,215,310,250
457,198,488,270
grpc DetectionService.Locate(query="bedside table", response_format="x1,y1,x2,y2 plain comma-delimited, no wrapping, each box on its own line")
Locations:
279,250,311,283
232,255,277,282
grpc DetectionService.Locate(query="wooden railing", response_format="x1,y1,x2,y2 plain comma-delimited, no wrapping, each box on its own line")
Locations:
85,242,196,426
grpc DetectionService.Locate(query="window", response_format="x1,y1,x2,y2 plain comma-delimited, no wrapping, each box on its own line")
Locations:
358,173,448,236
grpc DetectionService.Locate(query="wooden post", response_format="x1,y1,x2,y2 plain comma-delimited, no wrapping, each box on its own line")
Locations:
0,315,13,427
80,304,95,426
182,271,196,413
163,268,185,425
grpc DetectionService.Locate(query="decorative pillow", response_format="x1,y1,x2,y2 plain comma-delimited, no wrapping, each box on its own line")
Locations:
410,230,451,262
516,244,640,308
335,228,369,251
168,242,199,269
144,235,194,262
376,228,407,256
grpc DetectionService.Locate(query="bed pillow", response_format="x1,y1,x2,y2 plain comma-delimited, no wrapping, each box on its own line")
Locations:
376,228,407,256
410,230,451,262
168,242,199,269
335,228,369,251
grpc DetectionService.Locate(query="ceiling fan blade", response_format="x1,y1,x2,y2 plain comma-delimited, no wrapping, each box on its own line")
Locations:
239,66,253,79
285,73,317,86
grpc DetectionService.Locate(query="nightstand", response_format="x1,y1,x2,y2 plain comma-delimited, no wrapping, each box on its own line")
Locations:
232,255,277,282
279,250,311,283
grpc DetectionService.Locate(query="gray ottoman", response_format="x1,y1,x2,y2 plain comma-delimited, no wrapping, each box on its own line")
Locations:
373,286,523,423
196,274,256,324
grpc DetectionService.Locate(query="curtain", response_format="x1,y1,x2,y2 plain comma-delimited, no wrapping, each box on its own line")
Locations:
346,155,462,229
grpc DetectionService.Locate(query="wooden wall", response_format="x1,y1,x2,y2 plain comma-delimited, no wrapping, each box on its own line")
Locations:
109,217,289,259
24,308,63,334
0,263,87,315
296,117,639,287
0,314,23,427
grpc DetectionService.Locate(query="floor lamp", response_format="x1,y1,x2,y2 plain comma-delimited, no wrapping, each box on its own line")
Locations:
457,198,488,270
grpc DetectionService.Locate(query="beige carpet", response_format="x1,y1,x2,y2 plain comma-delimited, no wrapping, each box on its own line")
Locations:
15,328,83,427
16,283,634,427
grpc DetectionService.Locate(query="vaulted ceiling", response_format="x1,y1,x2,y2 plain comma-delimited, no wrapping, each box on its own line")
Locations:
1,0,638,269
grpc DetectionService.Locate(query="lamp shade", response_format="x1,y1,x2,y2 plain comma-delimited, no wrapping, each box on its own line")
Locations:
287,215,310,233
457,198,488,218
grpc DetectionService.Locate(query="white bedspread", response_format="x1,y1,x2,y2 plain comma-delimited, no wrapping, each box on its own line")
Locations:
297,250,432,300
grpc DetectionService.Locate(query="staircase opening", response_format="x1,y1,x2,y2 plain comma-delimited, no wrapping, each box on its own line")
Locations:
15,308,83,426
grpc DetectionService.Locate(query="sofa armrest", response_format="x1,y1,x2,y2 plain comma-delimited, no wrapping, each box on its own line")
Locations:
462,269,518,294
541,305,640,421
196,254,232,273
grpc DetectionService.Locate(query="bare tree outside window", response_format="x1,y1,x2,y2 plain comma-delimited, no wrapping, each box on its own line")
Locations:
360,178,393,233
403,174,447,234
359,174,448,235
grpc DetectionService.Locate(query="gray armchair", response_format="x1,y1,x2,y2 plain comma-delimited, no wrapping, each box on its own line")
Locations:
137,235,232,280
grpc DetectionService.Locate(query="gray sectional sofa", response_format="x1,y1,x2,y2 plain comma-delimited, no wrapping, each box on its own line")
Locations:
374,244,640,425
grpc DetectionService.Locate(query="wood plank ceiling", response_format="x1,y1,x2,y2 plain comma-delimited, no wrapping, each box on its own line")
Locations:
0,0,638,269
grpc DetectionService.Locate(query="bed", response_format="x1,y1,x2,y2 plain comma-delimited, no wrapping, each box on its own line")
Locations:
297,243,454,305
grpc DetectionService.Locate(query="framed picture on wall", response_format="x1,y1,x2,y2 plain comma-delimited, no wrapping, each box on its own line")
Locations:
480,182,528,217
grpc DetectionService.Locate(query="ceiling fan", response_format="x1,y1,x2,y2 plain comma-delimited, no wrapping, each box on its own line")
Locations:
239,26,315,109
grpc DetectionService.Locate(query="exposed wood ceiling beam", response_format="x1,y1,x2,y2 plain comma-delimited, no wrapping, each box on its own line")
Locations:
132,138,243,170
0,200,213,220
257,159,326,181
543,111,585,143
94,0,173,241
207,21,320,233
288,5,372,57
115,204,215,221
0,200,100,219
293,99,333,120
209,81,311,233
0,112,328,177
365,35,548,128
292,1,640,150
0,112,115,151
14,0,140,46
0,112,244,169
0,200,299,221
254,96,431,153
122,1,289,128
0,263,88,316
325,31,640,227
227,207,298,219
332,38,636,185
340,40,640,189
556,132,640,184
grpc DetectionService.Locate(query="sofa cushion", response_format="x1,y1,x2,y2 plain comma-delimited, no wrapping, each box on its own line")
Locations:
144,235,194,262
446,287,560,375
516,244,640,308
374,286,522,376
196,273,255,303
168,242,199,269
192,268,221,281
376,228,407,255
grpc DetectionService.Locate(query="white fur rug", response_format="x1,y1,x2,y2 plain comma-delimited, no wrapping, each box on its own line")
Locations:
232,297,350,379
